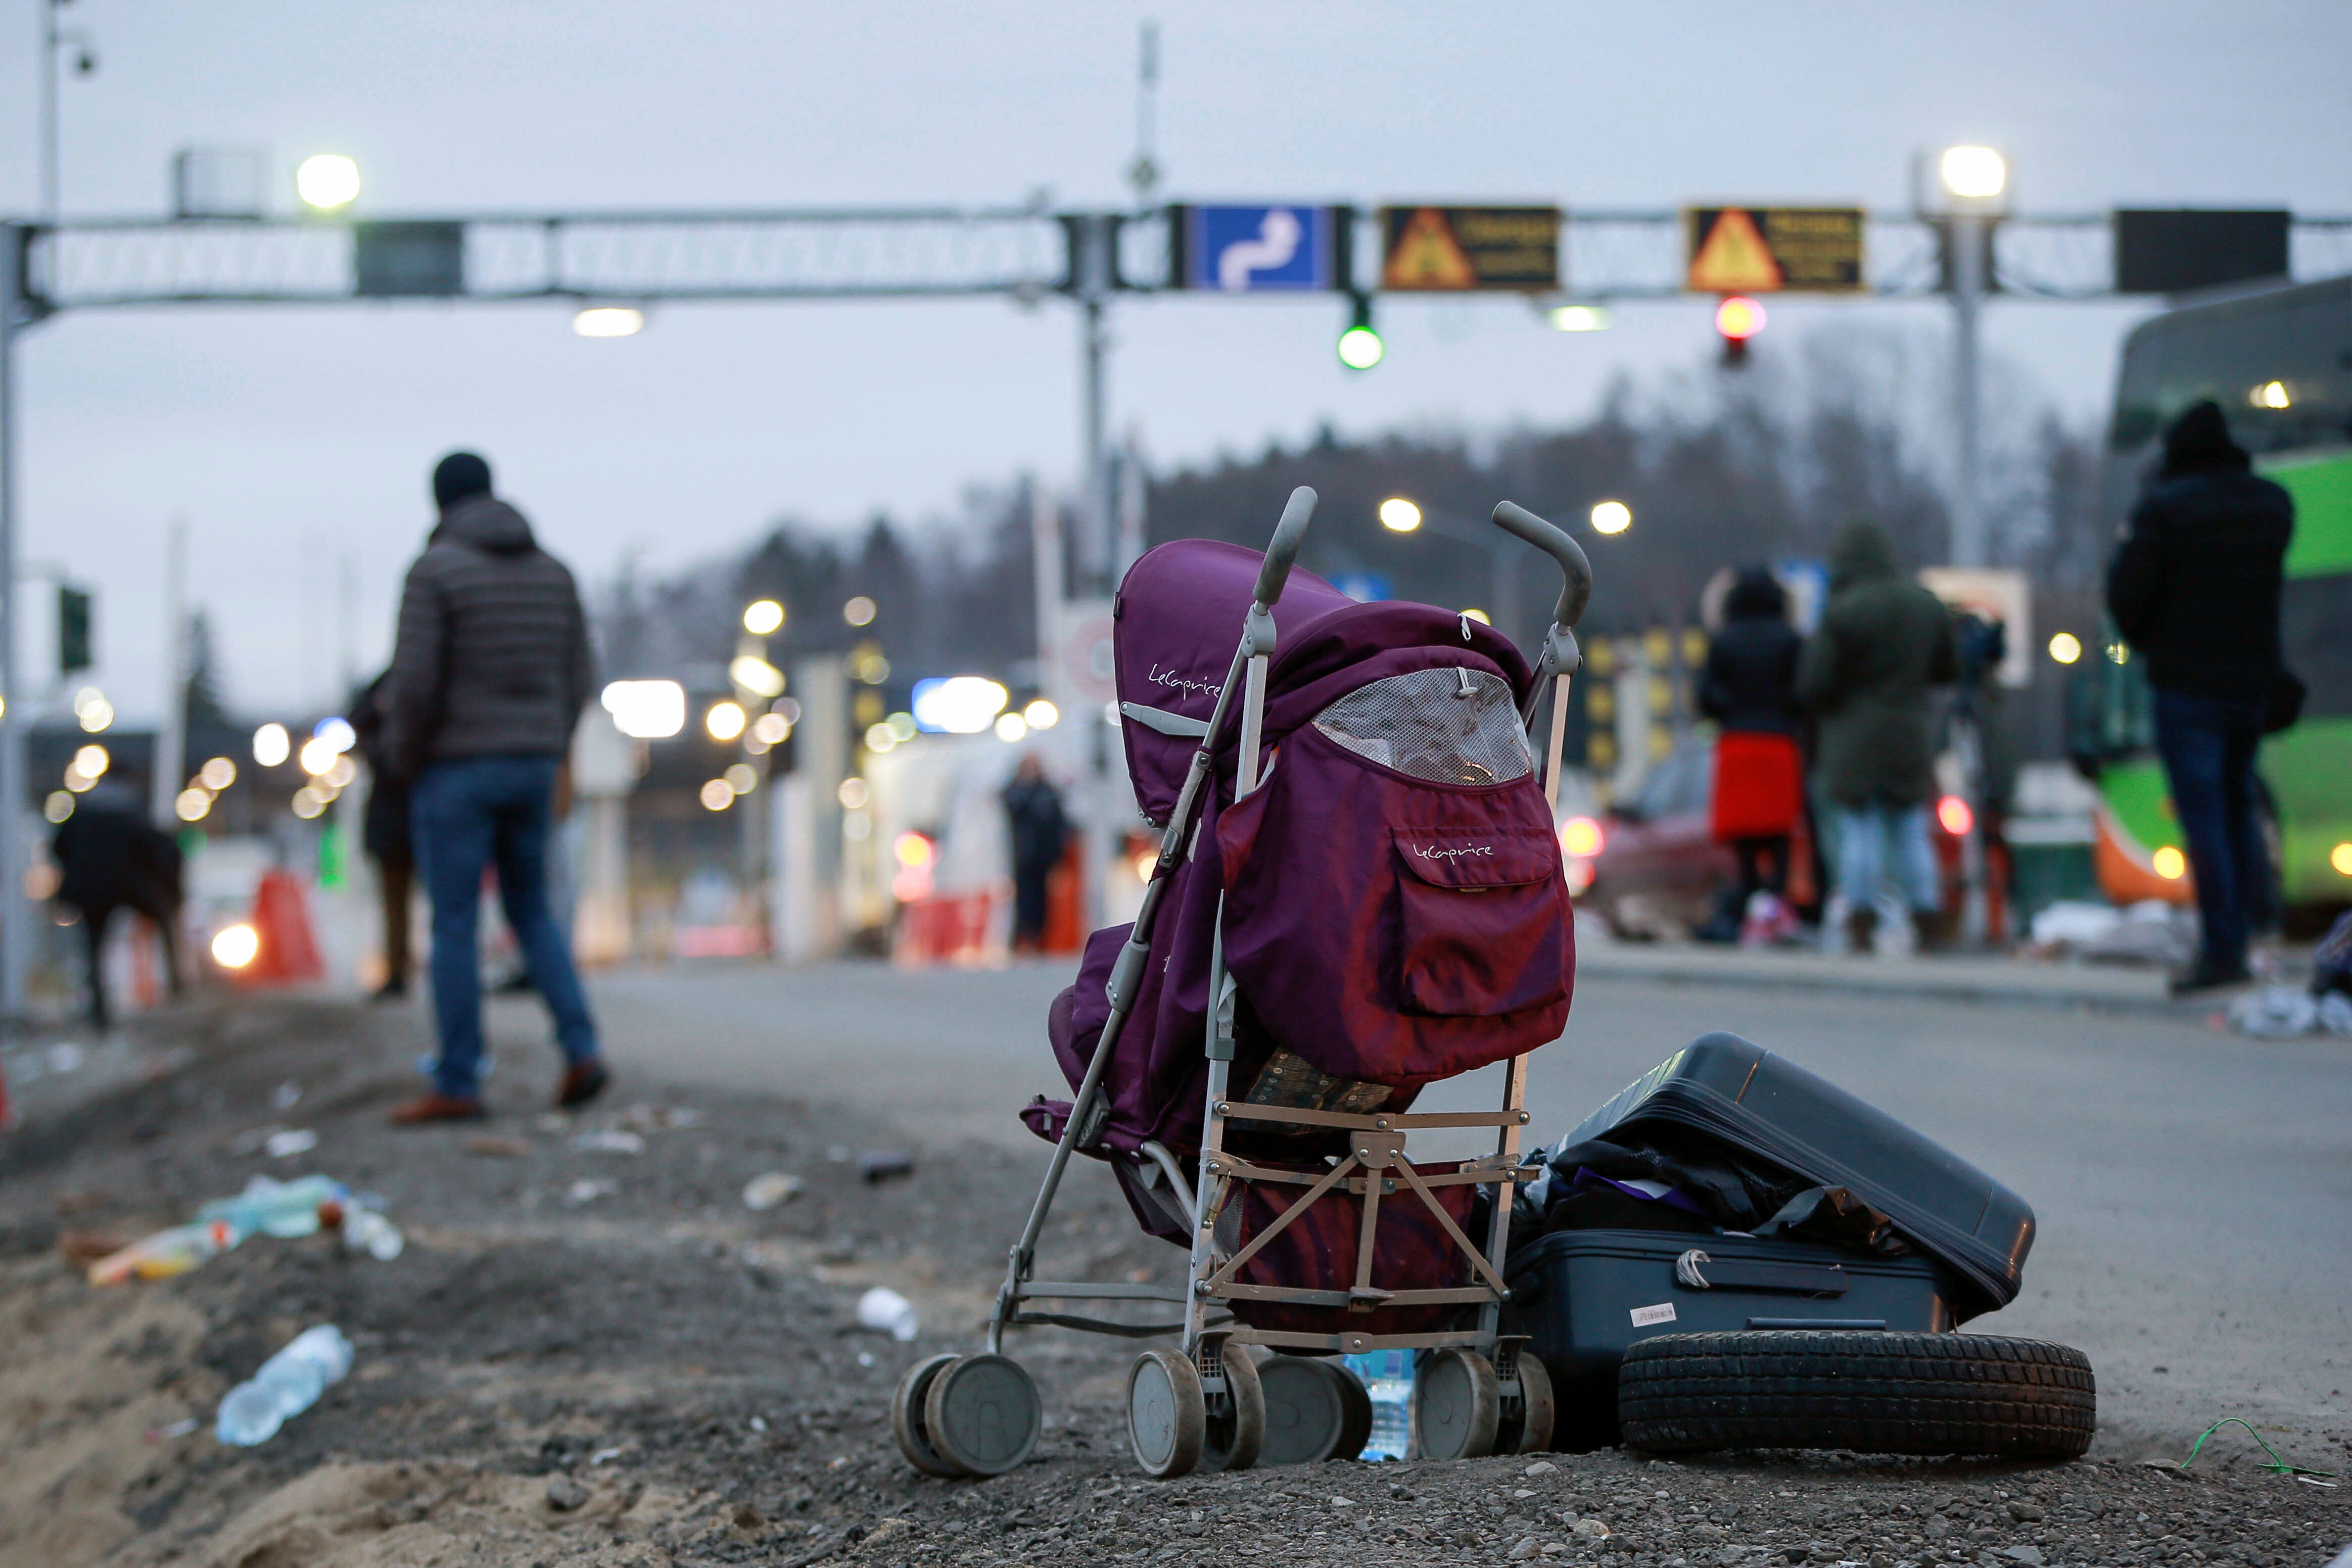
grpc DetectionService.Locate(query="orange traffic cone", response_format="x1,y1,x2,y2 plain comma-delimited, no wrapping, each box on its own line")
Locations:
240,869,325,986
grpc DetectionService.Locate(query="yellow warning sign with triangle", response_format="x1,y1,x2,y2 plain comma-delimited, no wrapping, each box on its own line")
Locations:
1382,208,1479,290
1686,207,1785,293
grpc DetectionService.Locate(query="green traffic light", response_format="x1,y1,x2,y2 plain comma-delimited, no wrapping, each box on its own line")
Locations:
1337,324,1384,369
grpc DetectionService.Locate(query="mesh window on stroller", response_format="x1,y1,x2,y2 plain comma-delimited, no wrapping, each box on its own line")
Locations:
1312,667,1534,785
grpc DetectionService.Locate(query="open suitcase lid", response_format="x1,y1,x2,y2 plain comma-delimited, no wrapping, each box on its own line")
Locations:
1557,1032,2035,1317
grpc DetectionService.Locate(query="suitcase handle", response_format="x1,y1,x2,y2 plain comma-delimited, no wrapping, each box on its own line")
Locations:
1675,1249,1848,1298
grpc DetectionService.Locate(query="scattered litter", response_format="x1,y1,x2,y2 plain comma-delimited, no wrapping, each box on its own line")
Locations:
466,1134,532,1158
263,1129,318,1158
566,1178,619,1205
58,1230,131,1266
573,1129,645,1156
215,1324,353,1447
545,1475,590,1511
856,1350,876,1368
858,1150,915,1185
339,1204,405,1260
855,1286,920,1341
88,1219,239,1284
1328,1495,1355,1509
269,1080,302,1110
47,1041,84,1074
2027,898,2195,967
619,1104,701,1132
590,1446,624,1466
2180,1416,2338,1479
748,1415,768,1433
144,1417,200,1442
201,1174,346,1238
741,1172,804,1211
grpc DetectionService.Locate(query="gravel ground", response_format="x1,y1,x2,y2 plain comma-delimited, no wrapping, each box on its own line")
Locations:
1,990,2344,1567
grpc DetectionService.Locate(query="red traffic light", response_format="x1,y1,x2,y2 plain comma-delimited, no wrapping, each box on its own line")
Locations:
1715,295,1766,341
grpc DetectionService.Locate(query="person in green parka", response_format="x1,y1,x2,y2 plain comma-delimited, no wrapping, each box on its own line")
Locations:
1797,522,1960,952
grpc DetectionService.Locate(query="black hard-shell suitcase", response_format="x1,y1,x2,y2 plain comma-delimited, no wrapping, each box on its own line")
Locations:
1500,1228,1958,1448
1556,1032,2034,1318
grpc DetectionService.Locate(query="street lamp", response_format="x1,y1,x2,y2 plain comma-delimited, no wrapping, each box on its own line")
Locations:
41,0,99,221
1375,498,1520,635
1930,145,2010,569
1590,500,1632,536
1939,146,2007,202
742,599,785,636
572,306,644,338
296,155,361,213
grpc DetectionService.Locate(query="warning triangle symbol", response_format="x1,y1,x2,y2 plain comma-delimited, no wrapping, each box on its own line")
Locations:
1384,208,1478,290
1688,208,1783,293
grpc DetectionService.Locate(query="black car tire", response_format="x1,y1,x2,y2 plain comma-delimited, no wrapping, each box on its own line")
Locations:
1617,1331,2095,1459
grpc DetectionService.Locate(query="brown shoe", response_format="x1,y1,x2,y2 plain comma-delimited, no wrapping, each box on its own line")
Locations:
556,1060,610,1110
389,1092,486,1125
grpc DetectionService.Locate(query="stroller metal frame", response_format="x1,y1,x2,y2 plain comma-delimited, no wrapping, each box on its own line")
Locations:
910,491,1592,1479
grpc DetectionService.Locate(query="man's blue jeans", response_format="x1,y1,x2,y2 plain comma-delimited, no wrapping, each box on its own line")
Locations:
411,754,599,1099
1830,802,1940,915
2151,687,2268,975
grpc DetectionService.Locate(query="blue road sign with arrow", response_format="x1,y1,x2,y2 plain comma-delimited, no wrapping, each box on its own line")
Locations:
1170,205,1341,292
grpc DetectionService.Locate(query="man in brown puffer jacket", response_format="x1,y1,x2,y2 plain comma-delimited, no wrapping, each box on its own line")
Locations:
382,451,607,1123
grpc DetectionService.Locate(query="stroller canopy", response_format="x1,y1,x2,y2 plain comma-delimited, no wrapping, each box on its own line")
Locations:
1114,540,1358,824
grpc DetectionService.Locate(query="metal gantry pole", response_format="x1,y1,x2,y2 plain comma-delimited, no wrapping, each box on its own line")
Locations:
1948,213,1988,569
0,226,30,1017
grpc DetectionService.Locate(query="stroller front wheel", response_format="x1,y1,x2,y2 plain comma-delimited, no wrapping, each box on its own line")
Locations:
1413,1348,1501,1461
1127,1349,1208,1478
920,1354,1042,1477
891,1353,971,1477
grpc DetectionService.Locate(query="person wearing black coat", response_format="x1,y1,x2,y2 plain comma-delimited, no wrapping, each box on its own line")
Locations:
52,777,184,1027
1001,755,1069,955
350,671,415,1001
2106,401,2294,994
1695,567,1806,942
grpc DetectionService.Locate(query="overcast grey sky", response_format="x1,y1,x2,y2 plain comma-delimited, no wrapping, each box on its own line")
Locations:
3,1,2346,718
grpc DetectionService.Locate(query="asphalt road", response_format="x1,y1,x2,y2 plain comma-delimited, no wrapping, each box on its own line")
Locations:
556,957,2352,1464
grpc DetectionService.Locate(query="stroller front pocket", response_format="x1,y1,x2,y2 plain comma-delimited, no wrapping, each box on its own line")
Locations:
1392,829,1570,1017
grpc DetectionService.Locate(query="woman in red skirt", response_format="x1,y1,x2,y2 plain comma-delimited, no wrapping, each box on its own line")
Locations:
1696,567,1805,943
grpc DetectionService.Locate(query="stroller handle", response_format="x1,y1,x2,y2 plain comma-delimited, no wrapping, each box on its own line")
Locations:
1253,486,1319,606
1491,501,1593,629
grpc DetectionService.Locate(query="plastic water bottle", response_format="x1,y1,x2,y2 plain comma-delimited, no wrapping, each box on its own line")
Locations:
197,1175,348,1239
1344,1350,1416,1461
215,1325,354,1447
86,1218,238,1285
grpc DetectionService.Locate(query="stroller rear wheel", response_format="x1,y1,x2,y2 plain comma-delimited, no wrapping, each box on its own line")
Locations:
1495,1351,1556,1455
1199,1346,1265,1473
1127,1349,1208,1478
921,1354,1042,1477
891,1353,971,1477
1414,1348,1501,1460
1256,1355,1372,1465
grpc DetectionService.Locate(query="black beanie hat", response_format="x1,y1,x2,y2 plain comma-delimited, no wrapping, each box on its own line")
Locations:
432,451,494,509
2160,401,2249,476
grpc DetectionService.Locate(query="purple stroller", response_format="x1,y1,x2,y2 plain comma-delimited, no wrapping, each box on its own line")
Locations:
893,490,1594,1479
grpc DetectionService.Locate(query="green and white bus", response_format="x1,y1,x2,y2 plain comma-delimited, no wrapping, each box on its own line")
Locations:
2076,272,2351,920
